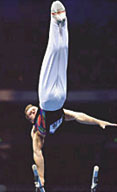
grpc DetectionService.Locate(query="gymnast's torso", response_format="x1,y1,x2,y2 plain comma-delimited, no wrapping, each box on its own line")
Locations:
33,107,64,136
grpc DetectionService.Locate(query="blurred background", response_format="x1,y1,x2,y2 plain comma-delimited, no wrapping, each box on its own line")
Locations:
0,0,117,191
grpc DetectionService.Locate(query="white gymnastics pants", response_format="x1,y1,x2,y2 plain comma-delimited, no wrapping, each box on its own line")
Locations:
38,18,69,111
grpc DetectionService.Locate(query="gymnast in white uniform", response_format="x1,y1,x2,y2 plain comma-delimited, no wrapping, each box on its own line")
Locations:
24,1,117,190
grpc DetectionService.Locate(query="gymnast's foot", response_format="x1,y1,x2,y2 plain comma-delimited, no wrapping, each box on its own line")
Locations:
51,1,66,25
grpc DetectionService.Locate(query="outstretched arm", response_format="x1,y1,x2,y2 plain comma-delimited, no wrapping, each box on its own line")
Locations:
63,109,117,129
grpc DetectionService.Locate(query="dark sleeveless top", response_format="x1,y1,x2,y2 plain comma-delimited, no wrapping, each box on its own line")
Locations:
33,107,64,135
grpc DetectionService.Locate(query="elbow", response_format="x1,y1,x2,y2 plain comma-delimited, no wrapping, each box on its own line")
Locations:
75,112,85,122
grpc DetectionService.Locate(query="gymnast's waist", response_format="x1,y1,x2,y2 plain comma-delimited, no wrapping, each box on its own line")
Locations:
34,107,64,135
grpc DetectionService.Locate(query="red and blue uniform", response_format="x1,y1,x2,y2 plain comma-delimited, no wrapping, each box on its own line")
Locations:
34,107,64,135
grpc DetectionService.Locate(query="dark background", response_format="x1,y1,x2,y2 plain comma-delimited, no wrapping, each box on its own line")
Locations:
0,0,117,191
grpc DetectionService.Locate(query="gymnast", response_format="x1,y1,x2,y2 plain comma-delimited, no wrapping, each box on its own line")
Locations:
24,1,117,190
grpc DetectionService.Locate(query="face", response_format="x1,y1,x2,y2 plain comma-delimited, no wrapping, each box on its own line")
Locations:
26,106,38,123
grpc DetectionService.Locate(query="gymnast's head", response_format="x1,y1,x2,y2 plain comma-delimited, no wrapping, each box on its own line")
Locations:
25,104,38,123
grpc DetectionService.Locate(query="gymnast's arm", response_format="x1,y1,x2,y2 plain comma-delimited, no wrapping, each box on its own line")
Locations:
31,126,45,185
63,109,117,129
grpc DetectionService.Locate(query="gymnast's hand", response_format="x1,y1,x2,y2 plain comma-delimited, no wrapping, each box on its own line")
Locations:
99,121,117,129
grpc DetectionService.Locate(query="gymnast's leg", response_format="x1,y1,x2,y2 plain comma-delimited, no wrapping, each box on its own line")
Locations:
38,1,69,111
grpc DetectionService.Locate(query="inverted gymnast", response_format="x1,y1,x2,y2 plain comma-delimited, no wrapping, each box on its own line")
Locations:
24,1,117,190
